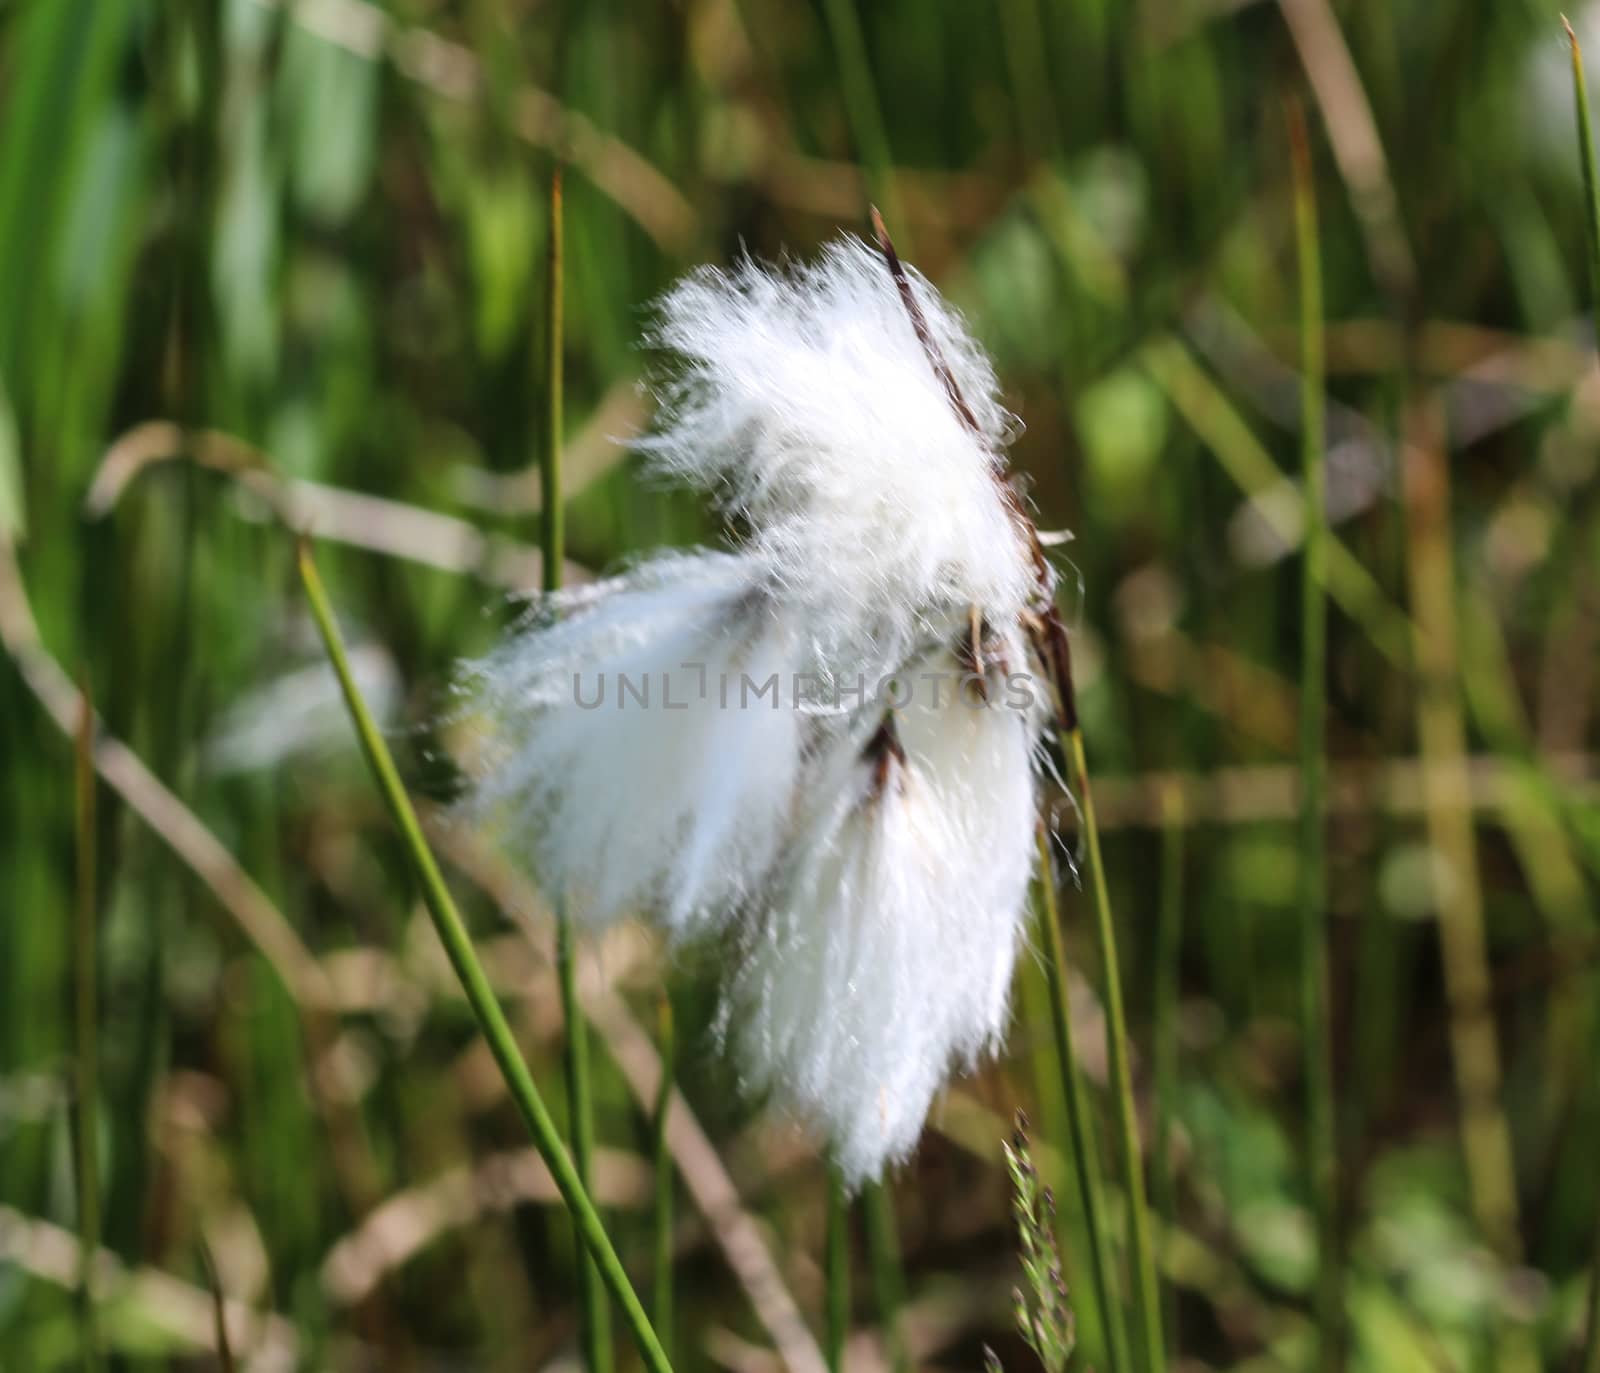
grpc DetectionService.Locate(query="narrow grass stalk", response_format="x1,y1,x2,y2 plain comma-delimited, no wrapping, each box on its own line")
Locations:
73,681,101,1373
1288,99,1341,1371
651,990,675,1360
1565,24,1600,1372
297,544,674,1373
862,1180,907,1373
818,0,906,237
1566,18,1600,319
543,165,613,1373
825,1167,850,1373
997,0,1061,161
1019,943,1074,1210
558,912,610,1370
1063,731,1164,1373
1034,824,1130,1373
1398,397,1536,1373
1458,582,1598,1165
1150,787,1183,1362
543,166,565,597
1587,1226,1600,1373
197,1239,236,1373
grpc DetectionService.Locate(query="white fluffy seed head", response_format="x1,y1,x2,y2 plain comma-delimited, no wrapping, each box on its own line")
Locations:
639,235,1041,668
730,647,1040,1184
457,552,804,935
456,232,1060,1183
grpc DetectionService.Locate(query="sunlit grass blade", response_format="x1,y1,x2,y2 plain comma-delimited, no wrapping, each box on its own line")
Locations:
542,163,612,1373
297,542,673,1373
0,378,23,541
825,1167,850,1373
1288,97,1340,1371
651,989,675,1359
73,677,101,1373
0,0,133,378
1566,16,1600,322
1061,732,1164,1373
1034,824,1130,1373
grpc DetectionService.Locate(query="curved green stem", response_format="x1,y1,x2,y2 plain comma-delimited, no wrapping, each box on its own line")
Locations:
298,544,672,1373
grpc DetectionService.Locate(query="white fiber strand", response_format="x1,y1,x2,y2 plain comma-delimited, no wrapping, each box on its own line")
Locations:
640,236,1039,666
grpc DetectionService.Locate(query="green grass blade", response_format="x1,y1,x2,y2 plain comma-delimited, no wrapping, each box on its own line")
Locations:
825,1167,850,1373
0,0,133,380
862,1180,907,1373
1567,17,1600,322
1398,399,1537,1373
1150,787,1184,1363
1563,24,1600,1372
297,543,673,1373
73,679,101,1373
0,377,23,541
1288,98,1341,1371
818,0,907,238
557,910,610,1370
543,162,612,1373
1587,1227,1600,1373
543,165,566,599
197,1239,237,1373
1064,730,1164,1373
1034,824,1130,1373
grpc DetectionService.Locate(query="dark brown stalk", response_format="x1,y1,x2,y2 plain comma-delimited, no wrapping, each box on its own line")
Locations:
867,206,1077,733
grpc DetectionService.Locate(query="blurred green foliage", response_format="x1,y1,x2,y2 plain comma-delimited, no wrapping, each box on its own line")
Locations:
2,0,1600,1368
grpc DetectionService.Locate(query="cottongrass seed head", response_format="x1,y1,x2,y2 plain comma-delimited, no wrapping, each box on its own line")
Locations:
457,224,1069,1185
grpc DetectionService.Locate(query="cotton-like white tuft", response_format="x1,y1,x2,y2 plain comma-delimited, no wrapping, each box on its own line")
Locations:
730,643,1040,1184
640,236,1040,669
456,230,1064,1184
459,551,804,934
